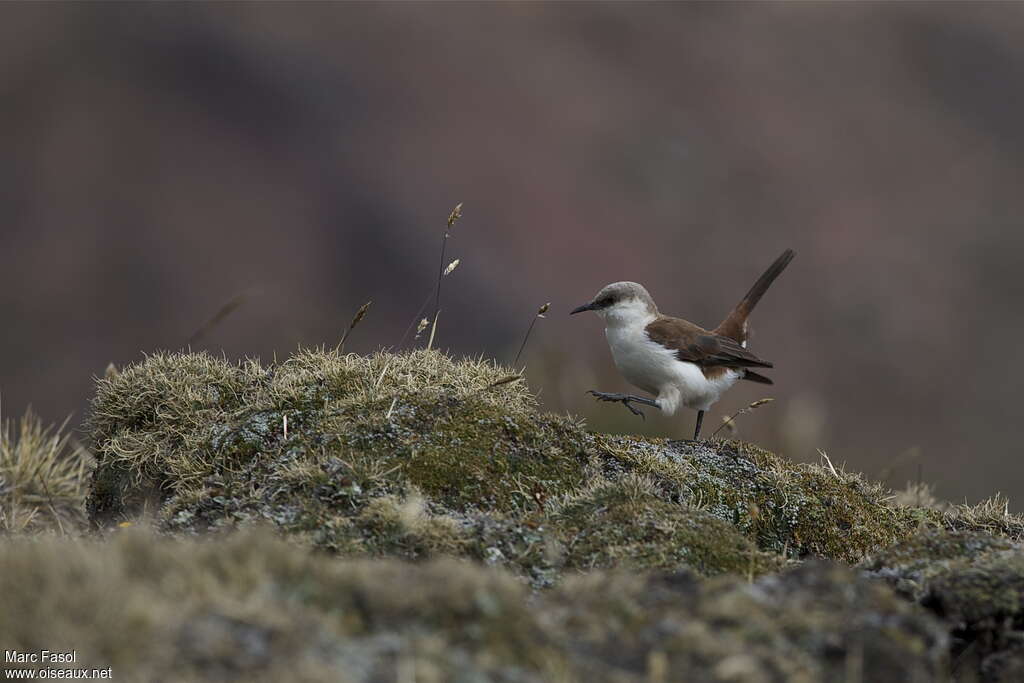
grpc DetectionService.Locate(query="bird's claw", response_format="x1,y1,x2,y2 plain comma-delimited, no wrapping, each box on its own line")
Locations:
587,390,646,420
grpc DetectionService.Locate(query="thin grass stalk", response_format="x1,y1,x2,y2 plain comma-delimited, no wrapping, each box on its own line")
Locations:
398,291,436,348
188,291,250,346
428,204,462,349
434,204,462,322
712,398,774,438
513,303,550,365
397,203,463,350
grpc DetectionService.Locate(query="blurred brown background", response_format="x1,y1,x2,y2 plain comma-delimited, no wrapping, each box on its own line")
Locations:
2,2,1022,505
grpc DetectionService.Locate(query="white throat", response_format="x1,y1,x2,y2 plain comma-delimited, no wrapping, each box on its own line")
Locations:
598,297,657,330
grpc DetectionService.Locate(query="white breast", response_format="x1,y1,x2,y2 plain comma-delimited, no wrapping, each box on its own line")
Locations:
605,323,741,415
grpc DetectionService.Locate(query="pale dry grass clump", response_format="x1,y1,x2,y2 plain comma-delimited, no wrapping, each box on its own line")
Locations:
891,481,1024,541
943,493,1024,540
890,481,947,510
90,348,531,483
0,410,92,534
87,351,267,493
299,348,533,411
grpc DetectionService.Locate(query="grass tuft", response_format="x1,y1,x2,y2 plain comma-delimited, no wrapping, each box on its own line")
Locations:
1,410,92,535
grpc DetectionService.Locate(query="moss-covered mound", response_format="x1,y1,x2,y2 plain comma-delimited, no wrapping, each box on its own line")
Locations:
2,348,1022,680
87,350,1024,582
85,349,972,583
864,529,1024,681
0,530,949,682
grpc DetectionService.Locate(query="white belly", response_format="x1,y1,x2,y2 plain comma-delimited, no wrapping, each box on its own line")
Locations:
605,324,741,415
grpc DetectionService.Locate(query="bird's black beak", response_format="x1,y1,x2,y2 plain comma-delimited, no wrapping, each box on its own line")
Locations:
570,301,597,315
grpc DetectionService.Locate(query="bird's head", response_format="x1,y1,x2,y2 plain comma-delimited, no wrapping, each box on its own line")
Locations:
571,281,658,326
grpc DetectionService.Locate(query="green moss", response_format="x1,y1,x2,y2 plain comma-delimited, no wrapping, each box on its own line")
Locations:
864,529,1017,603
326,391,591,512
598,437,937,563
554,475,781,577
928,553,1024,625
864,529,1024,677
872,530,1024,624
86,348,1024,588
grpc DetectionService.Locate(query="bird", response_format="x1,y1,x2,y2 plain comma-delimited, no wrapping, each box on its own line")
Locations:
570,249,794,440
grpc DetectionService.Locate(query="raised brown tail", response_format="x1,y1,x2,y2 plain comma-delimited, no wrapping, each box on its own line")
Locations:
715,249,795,344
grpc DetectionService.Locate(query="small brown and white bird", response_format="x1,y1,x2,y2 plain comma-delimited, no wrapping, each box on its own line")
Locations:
571,249,794,439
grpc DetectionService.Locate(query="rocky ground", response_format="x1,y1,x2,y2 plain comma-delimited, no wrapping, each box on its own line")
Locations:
3,349,1024,681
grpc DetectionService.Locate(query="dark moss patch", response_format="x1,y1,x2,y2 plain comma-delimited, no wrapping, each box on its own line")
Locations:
865,529,1015,601
554,475,782,577
598,437,940,563
327,391,591,512
864,529,1024,680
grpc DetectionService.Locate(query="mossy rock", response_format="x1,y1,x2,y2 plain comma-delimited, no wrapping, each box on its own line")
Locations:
609,438,933,564
0,530,950,682
865,529,1024,681
86,349,1021,586
553,474,782,577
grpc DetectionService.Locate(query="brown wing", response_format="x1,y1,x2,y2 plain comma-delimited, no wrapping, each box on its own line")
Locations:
645,316,773,370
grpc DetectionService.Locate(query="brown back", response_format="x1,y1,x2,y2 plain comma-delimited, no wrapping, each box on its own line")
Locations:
645,316,773,370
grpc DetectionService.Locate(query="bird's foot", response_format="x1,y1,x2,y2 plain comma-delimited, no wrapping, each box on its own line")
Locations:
587,391,647,419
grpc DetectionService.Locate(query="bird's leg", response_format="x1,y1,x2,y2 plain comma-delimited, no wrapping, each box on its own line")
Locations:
693,410,705,440
587,391,658,419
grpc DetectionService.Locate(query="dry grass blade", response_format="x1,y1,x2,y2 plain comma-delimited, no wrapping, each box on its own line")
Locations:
468,374,524,399
336,300,373,353
513,302,551,366
818,449,840,478
427,310,440,350
399,292,436,348
712,398,775,438
187,291,249,345
488,375,524,389
385,396,399,419
373,358,393,391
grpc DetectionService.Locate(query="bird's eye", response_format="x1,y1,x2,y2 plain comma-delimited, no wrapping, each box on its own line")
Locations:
599,296,614,307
